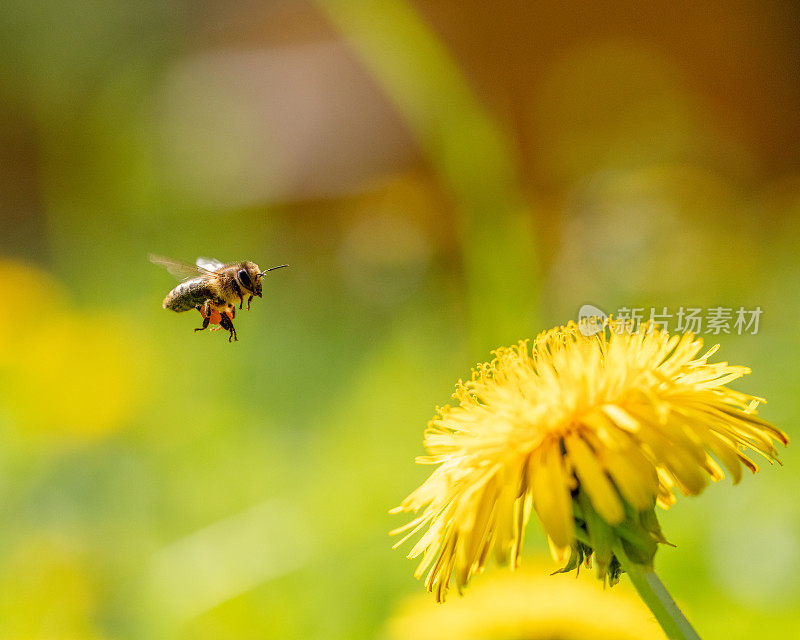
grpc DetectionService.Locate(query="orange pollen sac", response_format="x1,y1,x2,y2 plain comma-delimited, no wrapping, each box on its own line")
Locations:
197,307,231,325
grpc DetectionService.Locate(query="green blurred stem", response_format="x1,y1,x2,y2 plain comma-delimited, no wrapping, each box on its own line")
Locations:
315,0,540,351
616,553,702,640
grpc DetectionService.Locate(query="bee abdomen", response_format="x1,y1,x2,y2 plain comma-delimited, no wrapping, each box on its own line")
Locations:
163,278,213,312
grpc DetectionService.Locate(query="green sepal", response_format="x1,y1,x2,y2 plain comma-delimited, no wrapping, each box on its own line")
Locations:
560,483,667,584
577,489,614,581
613,516,658,566
640,506,673,546
610,498,658,566
552,541,589,575
607,554,622,587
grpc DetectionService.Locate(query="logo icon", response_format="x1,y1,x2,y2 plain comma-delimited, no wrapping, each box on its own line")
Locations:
578,304,608,336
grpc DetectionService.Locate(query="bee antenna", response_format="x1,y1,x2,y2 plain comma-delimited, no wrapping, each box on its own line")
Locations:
260,264,289,276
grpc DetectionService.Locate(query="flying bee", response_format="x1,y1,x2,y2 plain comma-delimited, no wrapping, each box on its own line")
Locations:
149,255,288,342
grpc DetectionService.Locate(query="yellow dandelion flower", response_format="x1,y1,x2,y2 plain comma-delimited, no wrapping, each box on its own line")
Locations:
385,564,667,640
392,321,788,602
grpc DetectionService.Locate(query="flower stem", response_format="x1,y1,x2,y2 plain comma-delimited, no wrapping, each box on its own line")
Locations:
618,556,702,640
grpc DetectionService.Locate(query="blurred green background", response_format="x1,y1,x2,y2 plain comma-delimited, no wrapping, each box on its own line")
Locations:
1,1,799,638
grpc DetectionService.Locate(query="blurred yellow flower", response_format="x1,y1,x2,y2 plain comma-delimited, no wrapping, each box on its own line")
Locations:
0,260,67,365
3,313,145,438
0,259,149,439
0,536,106,639
384,564,667,640
392,321,788,601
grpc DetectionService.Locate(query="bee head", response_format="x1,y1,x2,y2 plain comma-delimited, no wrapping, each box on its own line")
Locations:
237,261,288,298
237,262,262,297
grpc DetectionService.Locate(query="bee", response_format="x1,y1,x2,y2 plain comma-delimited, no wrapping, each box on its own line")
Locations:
150,255,288,342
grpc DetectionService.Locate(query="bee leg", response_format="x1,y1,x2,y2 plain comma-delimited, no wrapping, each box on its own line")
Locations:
195,316,210,332
247,295,253,311
239,296,244,310
195,302,212,332
219,312,238,342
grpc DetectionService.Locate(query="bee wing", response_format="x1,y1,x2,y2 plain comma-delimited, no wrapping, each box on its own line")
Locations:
149,254,215,280
196,257,228,272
